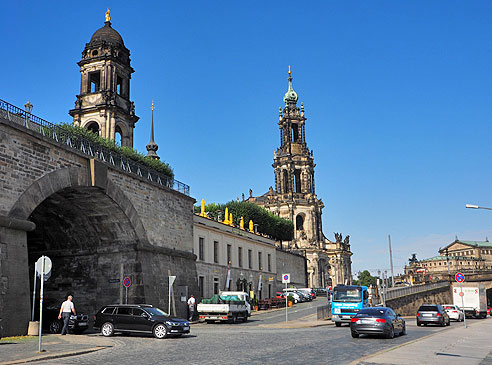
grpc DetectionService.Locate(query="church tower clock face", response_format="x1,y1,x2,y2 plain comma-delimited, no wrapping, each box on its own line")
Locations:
69,10,139,148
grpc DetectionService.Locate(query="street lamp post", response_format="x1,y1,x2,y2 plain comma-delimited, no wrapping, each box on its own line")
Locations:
466,204,492,211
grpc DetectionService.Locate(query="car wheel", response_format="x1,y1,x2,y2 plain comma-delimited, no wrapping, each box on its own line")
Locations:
335,322,342,327
49,320,62,334
243,313,248,322
417,322,421,327
101,322,114,337
440,320,445,327
400,323,407,336
153,324,168,339
351,331,359,338
231,313,237,324
386,326,395,339
446,319,450,326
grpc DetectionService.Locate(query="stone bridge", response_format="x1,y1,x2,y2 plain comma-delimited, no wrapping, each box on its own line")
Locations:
0,100,198,336
385,276,492,316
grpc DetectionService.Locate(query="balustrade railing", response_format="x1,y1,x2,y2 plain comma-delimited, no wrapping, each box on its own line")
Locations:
0,99,189,196
386,281,449,301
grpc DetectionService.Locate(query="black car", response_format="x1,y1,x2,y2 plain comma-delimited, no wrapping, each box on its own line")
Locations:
350,307,406,339
35,299,89,334
94,304,190,339
416,304,450,327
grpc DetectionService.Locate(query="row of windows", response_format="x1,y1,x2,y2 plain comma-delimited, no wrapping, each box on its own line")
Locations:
424,261,475,267
198,237,272,271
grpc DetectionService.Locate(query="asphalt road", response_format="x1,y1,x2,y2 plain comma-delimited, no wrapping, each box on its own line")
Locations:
38,299,466,364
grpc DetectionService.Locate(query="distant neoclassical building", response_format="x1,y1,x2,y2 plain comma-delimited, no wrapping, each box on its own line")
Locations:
405,239,492,283
247,68,352,288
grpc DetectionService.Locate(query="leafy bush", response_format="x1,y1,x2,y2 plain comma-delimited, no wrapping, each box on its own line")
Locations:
287,295,294,303
194,201,294,241
42,123,173,179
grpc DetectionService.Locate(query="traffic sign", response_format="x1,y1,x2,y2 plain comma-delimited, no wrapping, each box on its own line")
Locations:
282,273,290,284
459,292,464,297
35,256,52,281
123,276,132,288
455,272,465,283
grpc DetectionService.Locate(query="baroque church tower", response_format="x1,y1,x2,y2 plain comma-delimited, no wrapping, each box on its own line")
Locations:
69,10,139,147
248,68,352,288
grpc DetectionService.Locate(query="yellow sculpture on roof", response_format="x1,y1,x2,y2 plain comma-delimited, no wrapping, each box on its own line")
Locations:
240,217,244,230
105,9,111,22
223,207,229,225
249,220,254,233
229,213,233,226
200,199,206,217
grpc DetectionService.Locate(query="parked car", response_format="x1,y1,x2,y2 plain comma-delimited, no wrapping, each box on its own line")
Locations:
298,288,316,299
295,291,312,302
94,304,190,339
35,299,89,334
350,307,406,339
284,292,301,303
313,288,327,297
442,304,464,322
416,304,450,327
275,292,286,299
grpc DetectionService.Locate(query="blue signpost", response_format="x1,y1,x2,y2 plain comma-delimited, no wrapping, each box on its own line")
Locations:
123,276,131,304
455,272,466,328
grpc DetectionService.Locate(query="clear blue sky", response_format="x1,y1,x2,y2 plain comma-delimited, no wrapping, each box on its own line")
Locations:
3,1,492,276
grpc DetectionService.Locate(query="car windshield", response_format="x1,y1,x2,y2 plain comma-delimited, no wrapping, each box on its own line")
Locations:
356,308,386,316
418,305,438,311
333,287,362,302
145,307,169,316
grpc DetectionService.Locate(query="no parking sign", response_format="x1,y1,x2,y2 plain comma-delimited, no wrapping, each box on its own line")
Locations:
282,273,290,284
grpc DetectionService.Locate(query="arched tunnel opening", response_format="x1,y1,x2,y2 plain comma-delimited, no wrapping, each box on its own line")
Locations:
27,186,141,325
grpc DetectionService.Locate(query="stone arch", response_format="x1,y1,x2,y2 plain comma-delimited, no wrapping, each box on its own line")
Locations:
296,213,305,231
115,121,130,147
8,167,148,244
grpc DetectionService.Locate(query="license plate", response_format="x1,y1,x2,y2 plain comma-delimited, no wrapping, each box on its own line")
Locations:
342,315,351,319
183,326,189,331
422,314,431,317
358,319,370,324
78,322,87,326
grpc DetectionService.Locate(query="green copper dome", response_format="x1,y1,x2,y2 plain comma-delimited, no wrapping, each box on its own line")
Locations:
283,68,298,105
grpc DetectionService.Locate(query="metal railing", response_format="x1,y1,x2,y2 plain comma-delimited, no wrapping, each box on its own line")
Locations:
386,281,449,301
0,99,190,196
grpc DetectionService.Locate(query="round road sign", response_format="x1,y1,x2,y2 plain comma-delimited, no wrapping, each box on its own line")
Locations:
459,292,464,297
455,272,465,283
123,276,132,288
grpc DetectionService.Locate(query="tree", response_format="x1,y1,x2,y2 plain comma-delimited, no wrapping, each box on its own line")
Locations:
353,270,378,287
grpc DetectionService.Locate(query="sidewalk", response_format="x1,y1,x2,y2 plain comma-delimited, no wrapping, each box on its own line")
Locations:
354,318,492,365
258,313,334,329
0,333,115,364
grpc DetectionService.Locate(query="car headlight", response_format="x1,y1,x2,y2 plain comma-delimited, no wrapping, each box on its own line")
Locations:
165,321,180,326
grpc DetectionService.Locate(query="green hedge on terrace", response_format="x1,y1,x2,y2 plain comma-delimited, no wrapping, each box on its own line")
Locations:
195,201,293,242
44,123,174,179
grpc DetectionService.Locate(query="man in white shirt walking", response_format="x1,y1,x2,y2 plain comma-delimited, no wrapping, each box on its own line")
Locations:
58,295,76,335
187,295,196,321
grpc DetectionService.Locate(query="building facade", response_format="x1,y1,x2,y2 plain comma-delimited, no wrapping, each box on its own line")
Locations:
193,214,306,300
405,239,492,283
247,69,352,288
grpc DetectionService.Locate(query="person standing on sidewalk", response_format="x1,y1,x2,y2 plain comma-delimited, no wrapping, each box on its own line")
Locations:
187,295,196,321
58,295,76,335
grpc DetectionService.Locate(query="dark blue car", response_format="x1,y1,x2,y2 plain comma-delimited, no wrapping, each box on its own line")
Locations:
350,307,406,339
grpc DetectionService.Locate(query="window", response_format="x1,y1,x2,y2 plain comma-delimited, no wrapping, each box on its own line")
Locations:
199,237,205,261
87,122,99,135
238,247,243,267
213,241,219,263
102,306,116,314
282,170,288,194
89,71,101,93
248,249,252,269
294,170,301,193
116,75,123,95
227,244,232,264
296,215,304,230
199,276,204,298
117,307,132,315
267,254,271,272
258,252,262,270
213,277,219,295
132,308,146,317
292,123,299,142
115,125,122,146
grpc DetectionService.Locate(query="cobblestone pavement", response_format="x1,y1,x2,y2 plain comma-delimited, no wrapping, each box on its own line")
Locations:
38,319,450,364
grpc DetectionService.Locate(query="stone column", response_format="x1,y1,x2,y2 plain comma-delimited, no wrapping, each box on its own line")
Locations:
0,216,35,336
